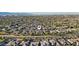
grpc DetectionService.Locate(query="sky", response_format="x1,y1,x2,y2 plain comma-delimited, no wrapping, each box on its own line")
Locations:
0,0,79,12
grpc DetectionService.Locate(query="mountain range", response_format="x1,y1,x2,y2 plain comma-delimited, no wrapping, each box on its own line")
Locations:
0,12,79,16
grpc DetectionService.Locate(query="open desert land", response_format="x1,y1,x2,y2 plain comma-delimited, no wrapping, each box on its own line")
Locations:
0,15,79,46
